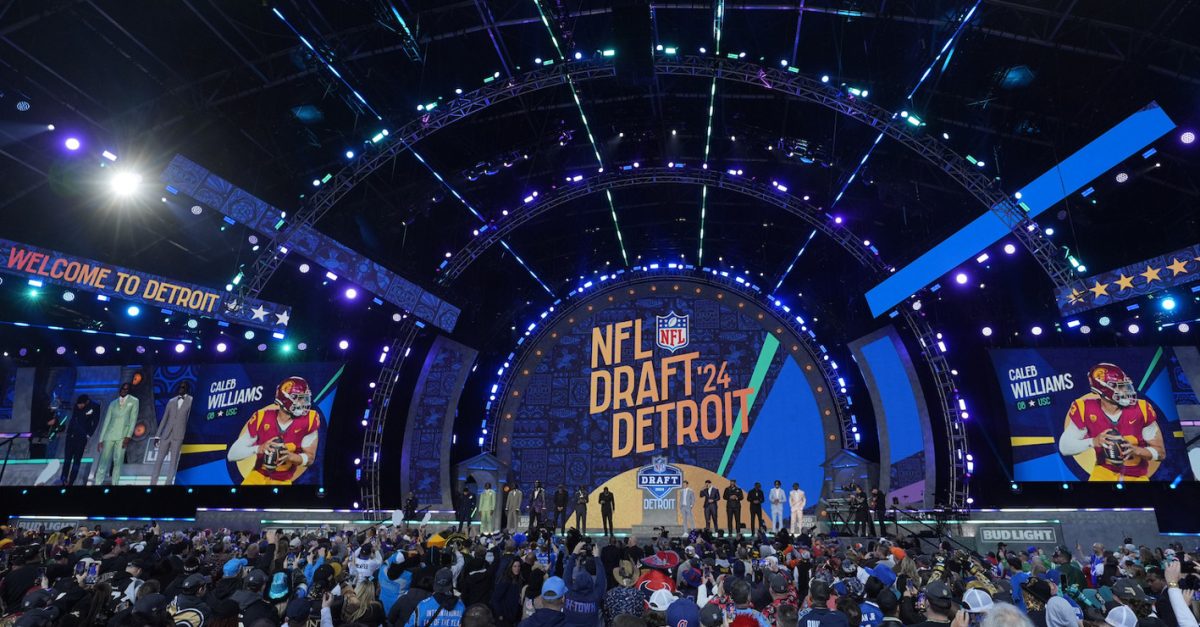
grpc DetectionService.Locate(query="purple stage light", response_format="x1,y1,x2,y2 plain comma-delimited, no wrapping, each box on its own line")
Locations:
1031,326,1043,336
955,272,968,284
174,343,185,353
216,342,227,353
64,137,81,151
1127,323,1140,334
1182,130,1195,145
1003,243,1017,255
344,287,358,299
257,344,267,351
338,340,349,350
135,345,146,354
834,216,843,224
95,346,105,355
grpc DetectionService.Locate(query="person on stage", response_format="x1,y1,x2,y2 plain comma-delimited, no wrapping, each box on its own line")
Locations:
768,480,786,532
678,480,696,534
747,482,766,534
788,483,806,534
150,381,193,486
94,382,139,486
530,480,548,530
723,479,744,534
226,376,320,485
60,394,100,486
479,482,497,534
553,483,570,534
505,484,523,532
404,492,419,523
850,485,873,536
456,486,476,533
701,480,720,531
1058,363,1165,481
870,488,886,536
599,486,615,536
574,485,589,533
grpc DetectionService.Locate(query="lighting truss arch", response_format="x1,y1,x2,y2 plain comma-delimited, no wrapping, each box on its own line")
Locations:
437,167,887,285
240,56,1073,301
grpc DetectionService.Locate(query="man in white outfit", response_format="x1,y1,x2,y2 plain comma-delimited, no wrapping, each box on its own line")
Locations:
768,480,786,532
788,482,806,534
678,480,696,533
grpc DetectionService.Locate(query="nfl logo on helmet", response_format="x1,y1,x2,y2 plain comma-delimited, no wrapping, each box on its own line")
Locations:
655,312,690,353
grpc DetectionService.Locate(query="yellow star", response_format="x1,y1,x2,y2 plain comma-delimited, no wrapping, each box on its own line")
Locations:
1140,265,1162,283
1067,288,1084,304
1167,257,1190,276
1088,280,1110,299
1114,274,1134,291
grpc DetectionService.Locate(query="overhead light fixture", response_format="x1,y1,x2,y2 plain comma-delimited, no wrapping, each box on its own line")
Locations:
110,170,143,196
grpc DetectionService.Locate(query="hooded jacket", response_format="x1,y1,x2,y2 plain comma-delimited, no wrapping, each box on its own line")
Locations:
405,591,464,627
379,554,415,615
521,608,567,627
562,556,606,627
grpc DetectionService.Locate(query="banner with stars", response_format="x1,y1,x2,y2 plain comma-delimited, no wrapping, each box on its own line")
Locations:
1055,242,1200,316
0,237,291,332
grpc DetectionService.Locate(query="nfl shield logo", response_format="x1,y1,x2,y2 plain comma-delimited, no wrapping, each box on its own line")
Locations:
656,312,690,352
637,457,683,500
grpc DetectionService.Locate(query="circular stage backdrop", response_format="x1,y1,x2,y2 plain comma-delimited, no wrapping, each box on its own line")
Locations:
493,276,845,528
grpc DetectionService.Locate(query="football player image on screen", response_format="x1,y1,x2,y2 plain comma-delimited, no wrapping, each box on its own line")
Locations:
1057,363,1165,481
226,376,321,485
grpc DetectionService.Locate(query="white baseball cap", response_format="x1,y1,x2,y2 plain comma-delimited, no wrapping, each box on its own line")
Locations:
962,589,994,614
1105,606,1137,627
649,588,679,612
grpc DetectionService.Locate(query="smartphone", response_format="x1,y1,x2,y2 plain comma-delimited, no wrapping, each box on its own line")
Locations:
85,563,100,586
916,592,926,609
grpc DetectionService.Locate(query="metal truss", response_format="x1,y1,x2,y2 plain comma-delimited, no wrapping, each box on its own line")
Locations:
486,268,859,452
437,167,888,284
358,318,420,518
237,55,1075,302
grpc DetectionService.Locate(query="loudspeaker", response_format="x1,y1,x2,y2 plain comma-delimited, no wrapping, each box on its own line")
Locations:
611,0,653,86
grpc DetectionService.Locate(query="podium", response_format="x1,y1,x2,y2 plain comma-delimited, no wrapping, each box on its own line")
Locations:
631,457,683,537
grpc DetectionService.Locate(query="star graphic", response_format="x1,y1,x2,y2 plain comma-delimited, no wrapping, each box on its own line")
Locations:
1066,288,1083,304
275,310,291,326
250,305,268,321
1167,257,1190,276
1140,265,1162,283
1114,274,1134,291
1088,281,1110,299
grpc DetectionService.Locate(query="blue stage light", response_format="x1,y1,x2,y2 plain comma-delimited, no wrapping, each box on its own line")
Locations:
1161,296,1176,311
126,305,140,317
345,150,354,159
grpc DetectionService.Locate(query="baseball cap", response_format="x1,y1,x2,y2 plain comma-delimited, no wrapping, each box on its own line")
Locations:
667,598,701,627
434,567,454,594
1111,578,1152,602
809,578,831,601
246,569,269,588
868,563,897,588
769,573,789,594
222,557,248,578
1106,606,1138,627
700,603,725,627
650,588,679,612
541,576,567,601
180,573,211,594
132,593,170,617
20,589,53,611
925,580,953,608
962,589,994,614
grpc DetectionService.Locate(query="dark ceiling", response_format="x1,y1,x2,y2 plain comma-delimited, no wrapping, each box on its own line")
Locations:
1,0,1198,358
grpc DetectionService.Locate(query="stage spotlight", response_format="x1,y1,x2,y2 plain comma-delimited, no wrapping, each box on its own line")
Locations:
281,343,293,353
186,319,198,329
1099,316,1111,326
297,342,307,351
981,326,993,337
1003,243,1016,255
95,346,106,355
1127,323,1140,334
244,330,255,340
345,150,355,159
392,313,402,322
257,344,266,351
135,345,146,354
216,342,227,353
821,75,829,83
1031,326,1043,336
834,216,843,224
955,272,968,284
110,170,143,196
126,305,140,317
338,340,349,350
1010,482,1019,491
298,263,310,274
1081,325,1092,334
1181,131,1195,145
16,100,29,111
1115,172,1129,183
56,346,66,355
190,205,203,215
62,291,75,302
47,124,55,131
912,300,922,311
1116,482,1124,490
311,179,320,187
1061,483,1069,490
64,137,81,151
344,287,358,299
1161,296,1176,311
1179,323,1190,333
174,343,185,353
1044,227,1055,235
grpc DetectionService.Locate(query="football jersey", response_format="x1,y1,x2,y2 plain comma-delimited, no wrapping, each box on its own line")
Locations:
1067,396,1156,477
245,406,320,481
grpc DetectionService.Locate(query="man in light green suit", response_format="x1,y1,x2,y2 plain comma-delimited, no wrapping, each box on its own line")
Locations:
478,482,497,534
94,383,139,485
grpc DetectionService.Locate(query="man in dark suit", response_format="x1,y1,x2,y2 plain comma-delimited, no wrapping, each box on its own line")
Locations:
723,479,744,534
747,482,766,535
701,480,721,531
529,480,548,530
553,484,569,534
598,487,615,536
574,486,589,533
61,395,100,485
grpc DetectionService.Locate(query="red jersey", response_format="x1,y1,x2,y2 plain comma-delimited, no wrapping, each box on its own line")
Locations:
244,406,321,481
1066,396,1157,477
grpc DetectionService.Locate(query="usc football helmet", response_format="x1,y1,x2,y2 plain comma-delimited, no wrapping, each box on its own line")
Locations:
275,376,312,417
1088,363,1137,407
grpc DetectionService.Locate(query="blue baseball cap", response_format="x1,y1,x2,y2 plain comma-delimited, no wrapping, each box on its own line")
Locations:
667,598,701,627
541,576,567,601
222,557,248,578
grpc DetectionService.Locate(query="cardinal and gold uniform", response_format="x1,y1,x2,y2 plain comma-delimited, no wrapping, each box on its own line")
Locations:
240,406,321,484
1066,396,1158,481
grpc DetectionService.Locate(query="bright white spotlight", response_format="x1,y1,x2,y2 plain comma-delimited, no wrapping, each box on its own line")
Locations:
1031,326,1043,336
955,272,968,284
1004,243,1017,255
1127,323,1140,334
95,346,106,355
1179,323,1191,333
110,170,143,196
298,263,310,274
216,342,227,353
175,343,186,353
1115,172,1129,183
338,340,349,350
62,291,75,302
981,327,993,337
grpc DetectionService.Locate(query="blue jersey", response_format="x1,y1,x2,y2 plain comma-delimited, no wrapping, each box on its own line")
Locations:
859,602,883,627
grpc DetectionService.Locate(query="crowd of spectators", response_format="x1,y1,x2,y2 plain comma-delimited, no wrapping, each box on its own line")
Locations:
0,521,1196,627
